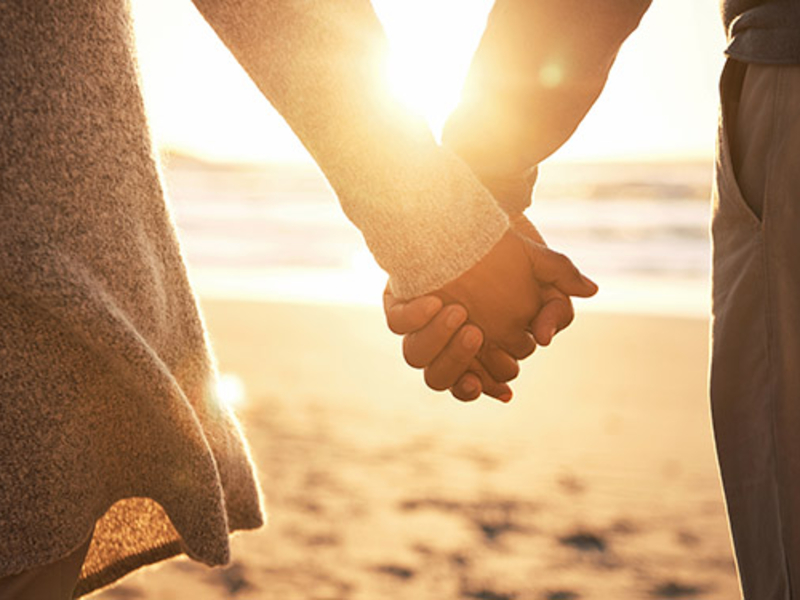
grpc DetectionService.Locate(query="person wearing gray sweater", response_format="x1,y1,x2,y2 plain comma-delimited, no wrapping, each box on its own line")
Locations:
387,0,800,598
0,0,596,598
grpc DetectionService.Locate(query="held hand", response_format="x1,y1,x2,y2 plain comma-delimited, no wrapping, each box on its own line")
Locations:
436,225,596,358
383,288,514,402
510,214,592,345
435,229,545,360
386,230,553,400
384,216,597,401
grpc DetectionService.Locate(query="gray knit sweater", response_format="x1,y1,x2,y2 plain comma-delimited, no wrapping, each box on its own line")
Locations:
0,0,511,594
0,2,267,593
0,0,655,595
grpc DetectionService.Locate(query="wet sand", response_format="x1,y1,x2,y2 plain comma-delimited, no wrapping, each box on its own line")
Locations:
91,299,739,600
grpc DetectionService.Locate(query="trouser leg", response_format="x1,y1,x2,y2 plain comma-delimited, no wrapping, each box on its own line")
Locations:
0,533,92,600
711,59,800,599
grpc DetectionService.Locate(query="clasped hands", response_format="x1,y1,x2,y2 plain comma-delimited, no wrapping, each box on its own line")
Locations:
383,213,597,402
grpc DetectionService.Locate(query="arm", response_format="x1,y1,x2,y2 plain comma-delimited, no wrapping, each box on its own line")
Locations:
444,0,652,214
189,0,511,299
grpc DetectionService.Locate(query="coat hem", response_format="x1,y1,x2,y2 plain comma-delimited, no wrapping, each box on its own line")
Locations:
73,519,263,598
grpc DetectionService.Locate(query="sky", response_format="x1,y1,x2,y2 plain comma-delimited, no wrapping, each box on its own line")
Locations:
131,0,727,164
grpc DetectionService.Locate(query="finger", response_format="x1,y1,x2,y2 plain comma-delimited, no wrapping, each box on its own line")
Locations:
423,324,484,391
450,372,483,402
522,241,599,298
477,342,520,383
530,289,575,346
500,331,537,360
404,305,469,369
467,359,513,403
383,286,443,335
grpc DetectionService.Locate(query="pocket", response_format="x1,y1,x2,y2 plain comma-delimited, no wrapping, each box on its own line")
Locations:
713,59,762,229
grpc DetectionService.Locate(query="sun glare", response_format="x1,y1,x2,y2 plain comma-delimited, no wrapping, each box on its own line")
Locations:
373,0,493,136
385,51,461,133
217,373,246,409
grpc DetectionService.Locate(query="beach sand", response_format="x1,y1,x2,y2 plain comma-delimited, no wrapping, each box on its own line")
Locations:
91,299,739,600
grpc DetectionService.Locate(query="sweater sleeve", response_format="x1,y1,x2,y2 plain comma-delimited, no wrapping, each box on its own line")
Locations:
189,0,509,299
442,0,652,215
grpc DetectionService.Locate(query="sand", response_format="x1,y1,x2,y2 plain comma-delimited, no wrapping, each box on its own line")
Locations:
90,299,739,600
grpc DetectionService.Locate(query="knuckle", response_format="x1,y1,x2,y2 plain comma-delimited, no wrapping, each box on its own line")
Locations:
481,355,519,382
402,337,427,369
405,355,426,370
498,361,520,382
424,369,450,392
503,332,536,359
452,373,481,402
554,251,573,268
552,299,575,330
387,318,405,335
446,345,474,368
384,305,410,334
512,342,536,360
452,389,479,402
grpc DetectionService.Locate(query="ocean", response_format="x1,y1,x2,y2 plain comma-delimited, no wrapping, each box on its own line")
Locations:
163,155,714,318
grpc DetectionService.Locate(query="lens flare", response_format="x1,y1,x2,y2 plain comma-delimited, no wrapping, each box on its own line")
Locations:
216,373,246,409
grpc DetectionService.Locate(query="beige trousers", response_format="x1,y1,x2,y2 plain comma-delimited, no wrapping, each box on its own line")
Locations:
0,532,91,600
712,59,800,599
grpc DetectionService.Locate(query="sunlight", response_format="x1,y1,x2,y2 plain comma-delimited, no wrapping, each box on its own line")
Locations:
216,373,246,409
549,0,725,161
384,50,462,132
130,0,724,163
539,62,565,90
373,0,493,136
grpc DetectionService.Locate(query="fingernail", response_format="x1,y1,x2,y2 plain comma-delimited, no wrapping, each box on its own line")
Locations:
461,379,478,394
462,328,482,349
422,296,442,317
499,392,513,403
581,274,598,290
548,326,557,341
446,307,467,329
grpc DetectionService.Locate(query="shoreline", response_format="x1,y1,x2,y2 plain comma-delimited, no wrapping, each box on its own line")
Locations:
186,267,712,320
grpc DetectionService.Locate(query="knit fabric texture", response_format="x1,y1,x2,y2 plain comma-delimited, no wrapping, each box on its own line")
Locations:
0,0,514,594
0,1,265,594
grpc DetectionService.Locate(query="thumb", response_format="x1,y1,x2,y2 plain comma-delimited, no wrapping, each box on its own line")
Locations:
522,239,598,298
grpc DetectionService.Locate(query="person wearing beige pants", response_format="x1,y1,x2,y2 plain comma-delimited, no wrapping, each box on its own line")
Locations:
712,58,800,598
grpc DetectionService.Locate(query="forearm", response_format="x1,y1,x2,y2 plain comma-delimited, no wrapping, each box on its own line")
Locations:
190,0,510,298
443,0,652,214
